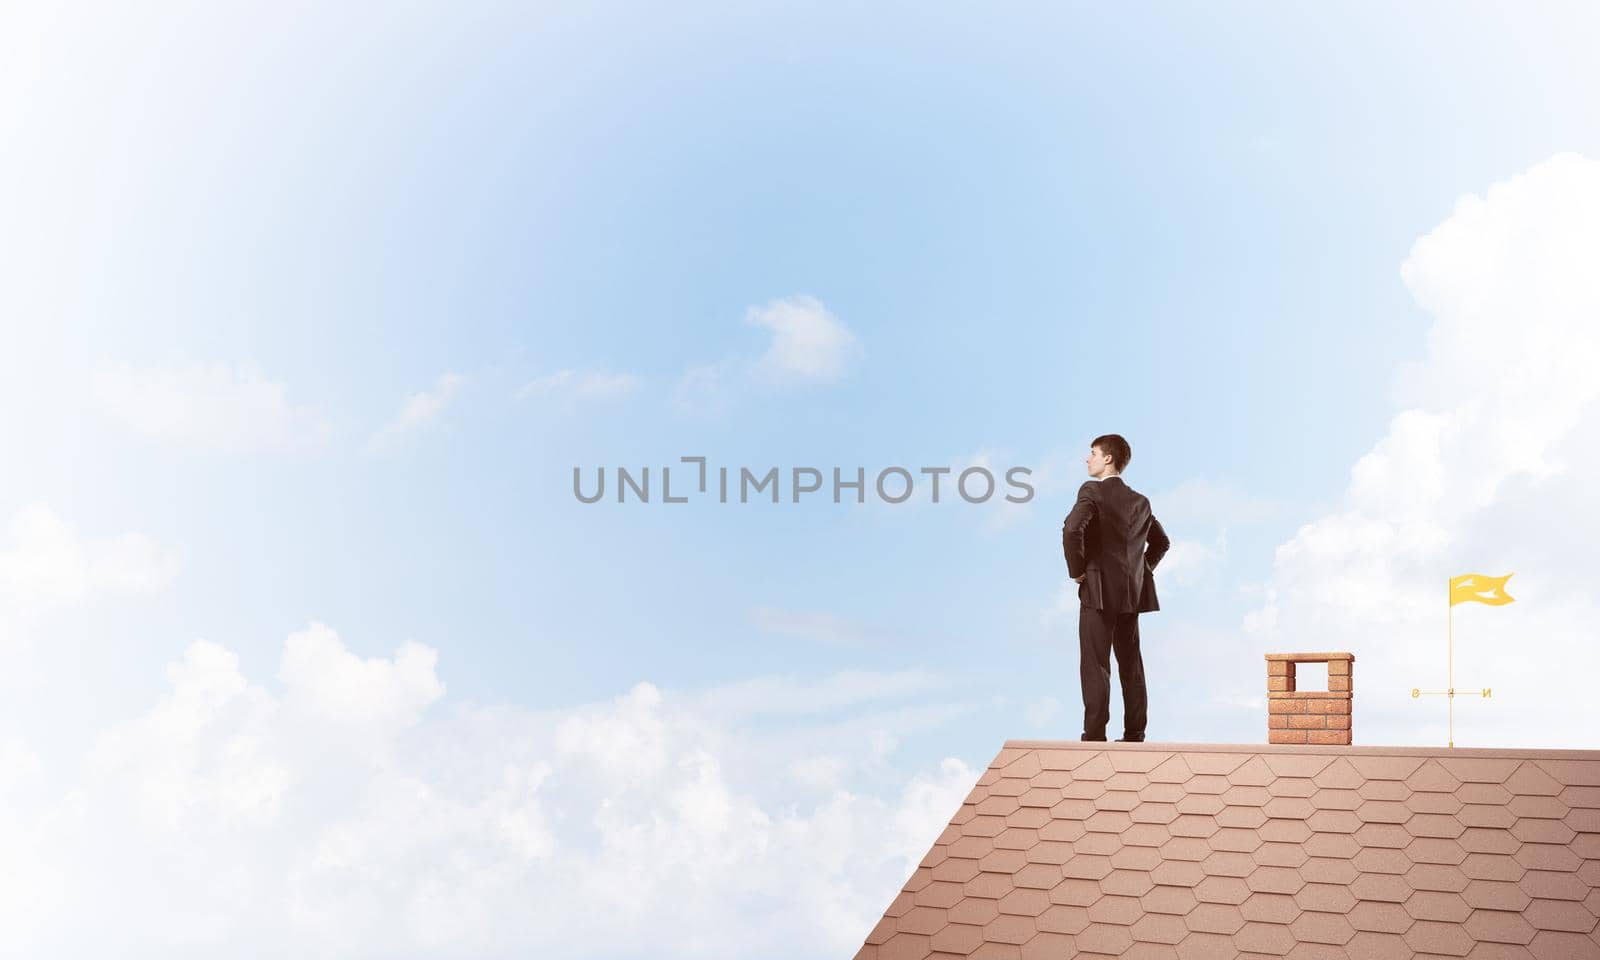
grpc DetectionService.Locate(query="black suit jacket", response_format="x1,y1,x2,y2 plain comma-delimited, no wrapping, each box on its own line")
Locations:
1062,475,1171,613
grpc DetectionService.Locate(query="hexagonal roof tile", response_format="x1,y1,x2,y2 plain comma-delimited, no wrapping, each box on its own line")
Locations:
854,741,1600,960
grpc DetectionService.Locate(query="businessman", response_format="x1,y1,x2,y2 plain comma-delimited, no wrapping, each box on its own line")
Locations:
1062,434,1170,742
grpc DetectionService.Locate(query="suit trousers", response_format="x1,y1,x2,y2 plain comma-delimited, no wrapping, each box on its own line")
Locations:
1079,606,1147,740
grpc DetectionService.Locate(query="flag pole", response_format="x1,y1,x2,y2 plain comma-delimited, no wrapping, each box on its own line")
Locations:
1447,579,1454,749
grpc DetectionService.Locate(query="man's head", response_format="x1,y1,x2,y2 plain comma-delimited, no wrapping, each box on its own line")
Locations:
1086,434,1131,479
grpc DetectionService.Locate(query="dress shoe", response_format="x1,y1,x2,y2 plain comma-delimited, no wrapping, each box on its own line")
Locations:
1080,734,1107,742
1116,736,1144,742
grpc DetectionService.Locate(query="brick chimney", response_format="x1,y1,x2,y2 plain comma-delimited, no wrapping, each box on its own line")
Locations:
1265,652,1354,745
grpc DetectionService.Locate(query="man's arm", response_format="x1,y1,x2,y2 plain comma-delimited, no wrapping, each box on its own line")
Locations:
1062,481,1096,581
1145,514,1170,571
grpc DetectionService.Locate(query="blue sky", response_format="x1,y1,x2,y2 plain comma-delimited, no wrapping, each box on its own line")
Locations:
3,2,1599,956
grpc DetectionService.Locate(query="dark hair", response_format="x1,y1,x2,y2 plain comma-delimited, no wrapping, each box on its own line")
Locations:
1091,434,1131,473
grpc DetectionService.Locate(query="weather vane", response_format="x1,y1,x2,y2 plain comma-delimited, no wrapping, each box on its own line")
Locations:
1411,573,1513,748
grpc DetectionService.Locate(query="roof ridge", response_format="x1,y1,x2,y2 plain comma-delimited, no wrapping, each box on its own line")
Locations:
1001,739,1600,760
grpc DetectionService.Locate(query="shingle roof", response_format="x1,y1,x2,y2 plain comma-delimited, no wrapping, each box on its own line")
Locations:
853,741,1600,960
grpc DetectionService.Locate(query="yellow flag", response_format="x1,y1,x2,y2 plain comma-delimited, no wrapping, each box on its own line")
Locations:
1450,573,1514,606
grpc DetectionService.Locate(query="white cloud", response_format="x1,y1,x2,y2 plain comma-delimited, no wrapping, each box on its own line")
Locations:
0,503,178,651
3,626,978,958
745,295,863,384
672,295,861,413
88,639,288,831
91,362,336,451
278,621,445,728
514,369,640,402
365,373,464,453
1244,152,1600,748
1242,587,1279,635
1157,530,1228,589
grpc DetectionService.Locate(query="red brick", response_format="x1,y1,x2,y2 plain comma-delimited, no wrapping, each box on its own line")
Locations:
1269,730,1309,744
1268,677,1294,692
1288,714,1326,729
1268,715,1290,729
1328,676,1350,692
1329,661,1351,676
1268,661,1292,677
1308,730,1352,745
1269,700,1300,715
1326,716,1351,730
